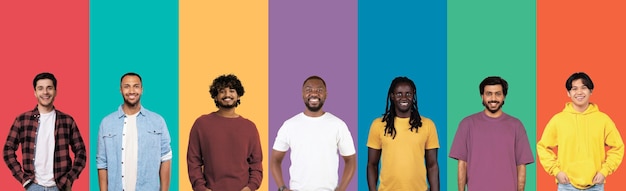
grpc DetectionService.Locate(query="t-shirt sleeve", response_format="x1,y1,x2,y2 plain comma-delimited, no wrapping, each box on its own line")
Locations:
425,119,440,149
516,121,535,165
449,118,469,161
272,122,290,152
337,122,356,156
366,118,382,150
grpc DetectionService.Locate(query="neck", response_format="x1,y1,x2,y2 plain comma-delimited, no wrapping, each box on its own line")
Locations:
38,104,54,114
216,107,239,118
573,103,589,113
122,104,141,115
304,109,325,117
395,110,411,118
484,109,503,118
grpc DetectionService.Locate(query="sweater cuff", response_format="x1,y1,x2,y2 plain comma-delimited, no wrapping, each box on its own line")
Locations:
247,183,259,190
600,168,610,178
193,185,209,191
550,167,561,177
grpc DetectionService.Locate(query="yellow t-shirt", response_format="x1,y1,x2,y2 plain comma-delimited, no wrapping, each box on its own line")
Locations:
366,116,440,191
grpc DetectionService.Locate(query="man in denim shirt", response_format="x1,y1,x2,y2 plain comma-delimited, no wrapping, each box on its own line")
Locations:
96,72,172,191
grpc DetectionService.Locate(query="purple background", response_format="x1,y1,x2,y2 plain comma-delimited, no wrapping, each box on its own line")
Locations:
268,0,358,190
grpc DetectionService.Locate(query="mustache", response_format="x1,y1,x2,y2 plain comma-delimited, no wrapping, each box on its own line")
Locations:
487,100,500,104
221,97,234,100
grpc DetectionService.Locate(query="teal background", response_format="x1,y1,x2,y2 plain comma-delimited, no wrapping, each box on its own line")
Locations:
89,0,179,190
446,0,537,190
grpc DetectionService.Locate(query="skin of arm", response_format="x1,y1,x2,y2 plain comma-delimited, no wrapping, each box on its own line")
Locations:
425,148,439,191
458,160,467,191
270,150,291,190
517,165,526,191
336,154,356,191
160,160,171,191
366,148,382,191
98,169,108,191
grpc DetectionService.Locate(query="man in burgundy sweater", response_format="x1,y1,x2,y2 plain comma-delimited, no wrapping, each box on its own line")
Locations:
187,74,263,191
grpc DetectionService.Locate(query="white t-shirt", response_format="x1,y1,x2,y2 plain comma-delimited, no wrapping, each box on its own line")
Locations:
272,112,356,191
122,112,139,191
35,110,56,187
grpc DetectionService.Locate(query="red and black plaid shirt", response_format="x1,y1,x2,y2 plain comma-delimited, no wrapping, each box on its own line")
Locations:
3,106,87,190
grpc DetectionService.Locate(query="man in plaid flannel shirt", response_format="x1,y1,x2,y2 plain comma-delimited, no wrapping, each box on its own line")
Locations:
3,72,86,191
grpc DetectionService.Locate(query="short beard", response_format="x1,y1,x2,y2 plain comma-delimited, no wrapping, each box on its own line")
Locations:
305,102,324,112
124,98,140,107
482,100,504,113
215,100,238,108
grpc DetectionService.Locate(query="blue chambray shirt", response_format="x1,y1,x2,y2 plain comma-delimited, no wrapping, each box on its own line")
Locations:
96,105,172,191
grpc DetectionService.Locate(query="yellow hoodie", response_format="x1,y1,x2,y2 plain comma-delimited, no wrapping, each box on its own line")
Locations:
537,103,624,189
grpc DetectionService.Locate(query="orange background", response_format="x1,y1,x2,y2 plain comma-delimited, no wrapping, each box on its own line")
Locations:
537,0,626,190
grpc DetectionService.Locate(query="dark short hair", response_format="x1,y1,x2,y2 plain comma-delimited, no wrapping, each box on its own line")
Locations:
565,72,594,92
479,76,508,96
302,75,326,88
120,72,142,85
33,72,57,90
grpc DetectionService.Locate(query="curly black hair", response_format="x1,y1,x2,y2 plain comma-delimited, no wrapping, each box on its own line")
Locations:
210,74,245,107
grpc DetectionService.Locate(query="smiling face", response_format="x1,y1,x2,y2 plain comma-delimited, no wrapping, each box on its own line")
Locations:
567,78,591,111
34,79,57,109
120,75,142,107
391,82,414,117
302,78,327,112
215,87,239,108
481,84,505,116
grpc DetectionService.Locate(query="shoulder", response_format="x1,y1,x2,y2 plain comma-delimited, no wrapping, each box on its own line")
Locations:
54,109,76,121
323,112,347,124
237,115,257,128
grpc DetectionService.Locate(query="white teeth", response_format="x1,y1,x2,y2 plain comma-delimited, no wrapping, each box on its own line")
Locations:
309,98,319,102
400,103,408,106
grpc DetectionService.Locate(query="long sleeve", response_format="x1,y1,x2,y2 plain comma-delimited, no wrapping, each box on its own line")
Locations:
67,120,87,182
537,118,560,176
3,118,25,184
187,119,208,191
247,126,263,190
600,119,624,177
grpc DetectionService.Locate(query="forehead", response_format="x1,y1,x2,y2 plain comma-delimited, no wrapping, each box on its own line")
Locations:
36,79,54,86
303,79,325,87
483,84,503,92
393,82,414,92
121,75,141,84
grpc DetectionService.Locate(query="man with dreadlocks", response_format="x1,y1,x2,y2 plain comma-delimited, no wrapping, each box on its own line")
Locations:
187,74,263,191
366,76,440,191
271,76,356,191
449,76,534,191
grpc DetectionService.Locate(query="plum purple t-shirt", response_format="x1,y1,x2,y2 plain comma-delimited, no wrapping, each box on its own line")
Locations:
449,111,534,191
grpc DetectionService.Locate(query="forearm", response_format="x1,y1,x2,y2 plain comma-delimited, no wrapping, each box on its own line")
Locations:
270,160,287,188
366,164,379,191
536,144,560,176
160,160,171,191
427,163,440,191
98,169,108,191
336,155,356,191
458,160,467,191
517,165,526,191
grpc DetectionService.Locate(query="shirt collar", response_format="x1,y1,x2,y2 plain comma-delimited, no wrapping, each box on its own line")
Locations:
116,105,146,119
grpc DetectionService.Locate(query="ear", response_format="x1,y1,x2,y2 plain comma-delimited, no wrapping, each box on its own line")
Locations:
566,91,572,97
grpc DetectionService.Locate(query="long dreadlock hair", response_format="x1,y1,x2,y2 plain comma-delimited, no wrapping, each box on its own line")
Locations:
382,76,422,139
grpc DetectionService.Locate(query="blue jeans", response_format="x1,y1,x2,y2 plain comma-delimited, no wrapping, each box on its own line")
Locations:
26,183,59,191
557,183,604,191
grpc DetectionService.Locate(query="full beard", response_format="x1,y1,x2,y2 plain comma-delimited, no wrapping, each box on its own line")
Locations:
482,100,504,113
